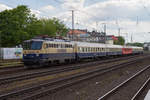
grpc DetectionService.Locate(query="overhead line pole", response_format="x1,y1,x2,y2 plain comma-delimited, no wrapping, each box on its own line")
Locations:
71,10,75,41
103,23,106,44
118,28,120,36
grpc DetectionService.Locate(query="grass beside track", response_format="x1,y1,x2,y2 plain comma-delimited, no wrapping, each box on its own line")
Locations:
0,60,23,68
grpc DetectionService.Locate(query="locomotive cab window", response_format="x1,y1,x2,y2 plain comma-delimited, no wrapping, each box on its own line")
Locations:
23,41,43,50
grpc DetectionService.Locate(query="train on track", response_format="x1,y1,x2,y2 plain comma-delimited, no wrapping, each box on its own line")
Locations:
22,38,143,68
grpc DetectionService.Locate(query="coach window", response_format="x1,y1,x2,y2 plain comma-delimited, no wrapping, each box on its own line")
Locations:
62,44,64,48
78,47,80,52
54,44,56,48
60,44,62,48
66,44,68,48
46,44,49,48
65,44,67,48
54,44,58,48
48,44,51,48
62,44,65,48
53,44,56,48
52,44,55,48
92,48,94,52
82,47,84,52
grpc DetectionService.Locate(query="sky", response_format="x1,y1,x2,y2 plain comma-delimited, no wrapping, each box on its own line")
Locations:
0,0,150,43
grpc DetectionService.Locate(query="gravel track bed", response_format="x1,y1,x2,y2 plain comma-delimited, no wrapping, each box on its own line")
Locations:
0,61,91,77
0,55,148,100
0,67,25,76
101,66,150,100
0,55,145,78
0,57,133,95
0,55,144,77
38,56,150,100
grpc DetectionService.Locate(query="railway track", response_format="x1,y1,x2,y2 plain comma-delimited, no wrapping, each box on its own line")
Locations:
97,65,150,100
0,66,24,75
0,54,147,85
0,55,149,100
0,55,134,76
0,54,146,78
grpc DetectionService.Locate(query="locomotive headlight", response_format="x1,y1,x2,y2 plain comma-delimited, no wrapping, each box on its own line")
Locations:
24,54,26,56
36,54,39,56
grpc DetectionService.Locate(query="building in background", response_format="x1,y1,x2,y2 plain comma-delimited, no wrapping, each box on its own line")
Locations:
144,42,150,51
67,29,118,44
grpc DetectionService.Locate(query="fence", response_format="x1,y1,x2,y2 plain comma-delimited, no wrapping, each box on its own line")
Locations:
0,48,23,60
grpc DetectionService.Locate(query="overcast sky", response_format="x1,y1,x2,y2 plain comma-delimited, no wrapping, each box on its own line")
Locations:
1,0,150,43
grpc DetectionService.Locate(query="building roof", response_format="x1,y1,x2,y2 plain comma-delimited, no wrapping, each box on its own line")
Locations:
68,29,87,35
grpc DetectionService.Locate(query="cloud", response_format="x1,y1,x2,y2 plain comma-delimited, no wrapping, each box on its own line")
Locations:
1,0,150,42
61,0,85,10
31,9,41,18
40,5,56,12
0,3,11,11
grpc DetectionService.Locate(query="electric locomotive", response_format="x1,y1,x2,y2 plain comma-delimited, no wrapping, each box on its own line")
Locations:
23,38,75,68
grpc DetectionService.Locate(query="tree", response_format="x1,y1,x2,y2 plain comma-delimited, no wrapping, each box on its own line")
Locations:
53,18,68,36
0,5,68,47
38,18,68,37
0,5,40,47
126,42,143,47
114,36,125,45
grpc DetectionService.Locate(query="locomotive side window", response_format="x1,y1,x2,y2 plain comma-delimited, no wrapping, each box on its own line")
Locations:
46,44,49,48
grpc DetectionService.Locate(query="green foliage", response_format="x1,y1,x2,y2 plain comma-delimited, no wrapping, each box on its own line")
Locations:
126,42,143,47
0,5,68,47
38,18,68,37
114,36,125,45
0,5,40,47
52,18,68,36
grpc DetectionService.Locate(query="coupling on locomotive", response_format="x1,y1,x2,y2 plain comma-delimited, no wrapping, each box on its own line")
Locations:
22,37,143,68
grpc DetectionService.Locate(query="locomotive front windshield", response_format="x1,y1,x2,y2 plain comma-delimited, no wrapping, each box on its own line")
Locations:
23,41,43,50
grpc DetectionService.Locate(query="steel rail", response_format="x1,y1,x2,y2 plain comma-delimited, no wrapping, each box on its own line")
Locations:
131,77,150,100
97,65,150,100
